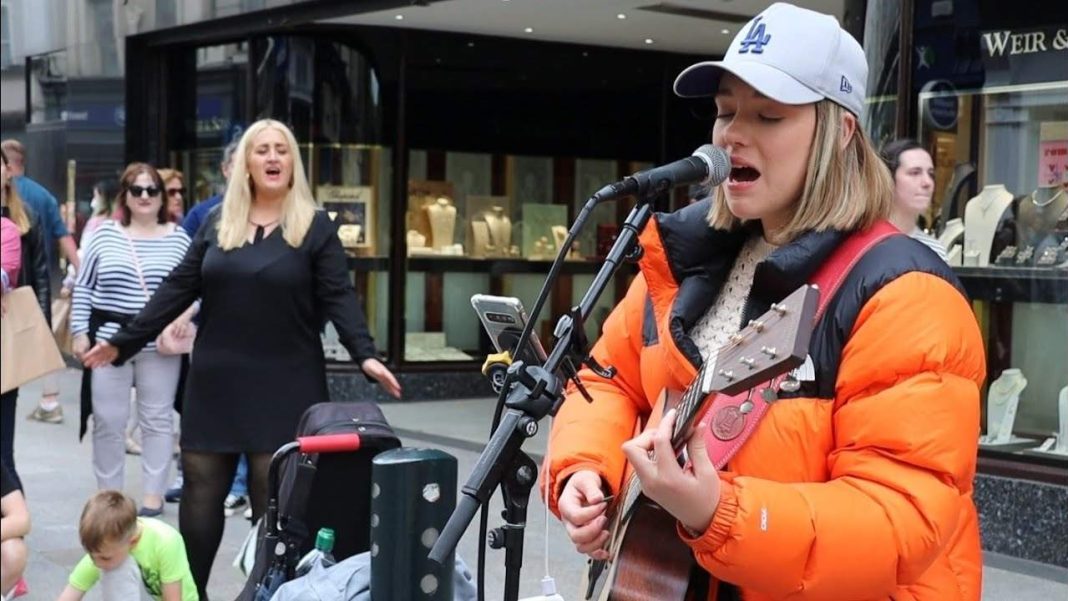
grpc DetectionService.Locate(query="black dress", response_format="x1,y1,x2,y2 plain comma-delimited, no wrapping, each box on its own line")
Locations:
108,210,378,453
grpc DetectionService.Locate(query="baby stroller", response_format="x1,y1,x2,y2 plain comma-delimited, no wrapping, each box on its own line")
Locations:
237,402,401,601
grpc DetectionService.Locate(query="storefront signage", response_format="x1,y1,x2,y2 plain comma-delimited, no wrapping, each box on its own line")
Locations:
980,25,1068,87
60,103,125,129
981,27,1068,58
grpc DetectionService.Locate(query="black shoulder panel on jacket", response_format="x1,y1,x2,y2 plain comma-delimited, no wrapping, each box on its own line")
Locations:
807,235,965,399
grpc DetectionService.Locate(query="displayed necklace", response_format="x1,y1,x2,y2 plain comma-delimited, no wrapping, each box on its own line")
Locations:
1032,188,1065,208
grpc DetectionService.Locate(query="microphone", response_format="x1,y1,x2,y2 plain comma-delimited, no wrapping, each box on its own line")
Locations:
592,144,730,202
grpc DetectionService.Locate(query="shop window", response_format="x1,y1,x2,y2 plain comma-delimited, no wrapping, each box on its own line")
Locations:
402,148,641,362
916,17,1068,464
860,0,902,148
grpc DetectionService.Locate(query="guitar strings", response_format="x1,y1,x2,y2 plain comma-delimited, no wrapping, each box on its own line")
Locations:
616,307,791,515
671,308,788,441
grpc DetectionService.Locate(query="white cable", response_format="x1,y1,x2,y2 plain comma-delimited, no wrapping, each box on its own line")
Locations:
519,415,565,601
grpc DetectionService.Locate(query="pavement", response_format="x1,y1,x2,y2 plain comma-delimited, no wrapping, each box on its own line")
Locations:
8,368,1068,600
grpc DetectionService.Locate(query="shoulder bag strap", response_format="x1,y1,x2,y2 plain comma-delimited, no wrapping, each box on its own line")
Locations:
120,227,152,302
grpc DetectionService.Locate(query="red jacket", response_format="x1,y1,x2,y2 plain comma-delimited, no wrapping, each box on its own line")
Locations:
545,200,985,600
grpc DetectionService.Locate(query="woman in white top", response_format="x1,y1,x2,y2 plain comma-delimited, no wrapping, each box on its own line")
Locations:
71,163,191,516
880,138,948,261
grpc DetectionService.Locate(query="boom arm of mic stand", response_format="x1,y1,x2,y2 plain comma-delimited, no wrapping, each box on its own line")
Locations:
428,200,657,568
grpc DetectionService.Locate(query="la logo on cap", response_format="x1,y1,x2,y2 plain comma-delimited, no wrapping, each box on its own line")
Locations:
738,16,772,54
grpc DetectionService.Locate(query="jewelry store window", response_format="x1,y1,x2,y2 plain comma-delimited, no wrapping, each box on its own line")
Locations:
915,21,1068,465
402,149,643,363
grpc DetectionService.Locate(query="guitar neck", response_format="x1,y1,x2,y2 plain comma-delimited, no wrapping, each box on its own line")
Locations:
669,356,715,449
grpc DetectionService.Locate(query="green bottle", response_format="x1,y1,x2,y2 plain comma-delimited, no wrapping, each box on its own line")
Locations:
296,527,337,576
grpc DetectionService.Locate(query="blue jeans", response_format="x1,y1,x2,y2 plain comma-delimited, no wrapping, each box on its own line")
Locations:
230,455,248,497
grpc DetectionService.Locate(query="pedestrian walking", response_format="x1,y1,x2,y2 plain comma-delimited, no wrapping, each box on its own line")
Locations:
0,148,51,490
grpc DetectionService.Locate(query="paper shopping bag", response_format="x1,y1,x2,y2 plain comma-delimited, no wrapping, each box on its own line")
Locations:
1,286,67,394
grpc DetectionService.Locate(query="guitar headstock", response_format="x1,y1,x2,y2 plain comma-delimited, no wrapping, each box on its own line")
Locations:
703,284,819,396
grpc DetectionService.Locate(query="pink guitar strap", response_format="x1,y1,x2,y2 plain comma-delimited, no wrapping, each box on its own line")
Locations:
701,221,902,469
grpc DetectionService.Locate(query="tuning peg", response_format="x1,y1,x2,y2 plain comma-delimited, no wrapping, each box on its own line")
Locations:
779,373,801,393
747,319,766,332
760,346,777,358
739,356,756,369
770,303,788,315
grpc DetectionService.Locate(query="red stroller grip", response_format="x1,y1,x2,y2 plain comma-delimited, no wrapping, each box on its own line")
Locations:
297,433,362,454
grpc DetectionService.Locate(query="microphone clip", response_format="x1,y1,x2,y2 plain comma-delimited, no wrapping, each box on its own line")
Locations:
554,306,616,404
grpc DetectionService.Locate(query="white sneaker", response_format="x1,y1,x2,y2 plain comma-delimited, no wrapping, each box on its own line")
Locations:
223,494,248,517
243,506,252,520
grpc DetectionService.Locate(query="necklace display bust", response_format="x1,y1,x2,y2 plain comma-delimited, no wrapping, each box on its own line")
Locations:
426,196,457,250
483,206,512,252
964,184,1014,267
980,368,1029,446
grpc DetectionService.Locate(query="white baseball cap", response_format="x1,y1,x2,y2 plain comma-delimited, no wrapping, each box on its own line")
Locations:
674,2,867,117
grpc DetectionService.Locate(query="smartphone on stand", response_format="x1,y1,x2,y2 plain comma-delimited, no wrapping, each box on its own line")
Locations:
470,294,548,392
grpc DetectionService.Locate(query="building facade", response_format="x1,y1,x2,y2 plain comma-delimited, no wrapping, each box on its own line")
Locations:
1,0,1065,573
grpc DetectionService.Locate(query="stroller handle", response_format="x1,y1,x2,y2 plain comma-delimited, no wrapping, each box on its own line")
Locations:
298,433,362,454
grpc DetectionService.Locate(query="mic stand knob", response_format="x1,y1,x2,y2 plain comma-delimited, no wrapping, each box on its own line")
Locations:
625,242,644,262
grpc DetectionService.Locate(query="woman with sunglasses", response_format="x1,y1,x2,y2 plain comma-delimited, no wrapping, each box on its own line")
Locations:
71,163,192,517
158,168,186,224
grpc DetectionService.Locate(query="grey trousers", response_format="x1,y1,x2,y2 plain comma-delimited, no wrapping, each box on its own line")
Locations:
99,555,154,601
92,350,180,496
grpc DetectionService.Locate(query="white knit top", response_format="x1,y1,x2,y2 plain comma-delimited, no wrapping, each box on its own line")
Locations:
689,235,778,361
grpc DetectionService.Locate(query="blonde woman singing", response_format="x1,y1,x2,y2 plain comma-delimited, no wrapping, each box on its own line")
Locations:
82,119,400,598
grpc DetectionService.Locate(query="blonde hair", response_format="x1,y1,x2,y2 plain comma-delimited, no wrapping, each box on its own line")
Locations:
1,149,30,234
78,490,137,552
707,100,892,241
158,168,184,186
217,119,317,250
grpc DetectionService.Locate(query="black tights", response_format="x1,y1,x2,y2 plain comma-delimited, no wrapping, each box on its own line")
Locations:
1,389,20,490
179,451,271,600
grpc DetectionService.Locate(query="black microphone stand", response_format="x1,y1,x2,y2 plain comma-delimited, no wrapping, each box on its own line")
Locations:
429,192,659,601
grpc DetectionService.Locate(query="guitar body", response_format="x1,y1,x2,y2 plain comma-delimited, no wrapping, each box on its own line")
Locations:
580,285,819,601
585,389,706,601
600,499,698,601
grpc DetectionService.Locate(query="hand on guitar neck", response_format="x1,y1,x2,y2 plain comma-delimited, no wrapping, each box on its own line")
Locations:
621,408,720,534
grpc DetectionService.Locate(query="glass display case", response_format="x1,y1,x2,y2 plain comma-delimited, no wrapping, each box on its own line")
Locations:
402,149,639,362
918,80,1068,464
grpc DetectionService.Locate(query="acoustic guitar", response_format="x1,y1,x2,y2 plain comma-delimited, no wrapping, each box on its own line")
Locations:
583,284,819,601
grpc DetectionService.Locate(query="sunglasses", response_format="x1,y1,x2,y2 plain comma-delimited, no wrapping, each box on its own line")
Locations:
167,187,186,197
128,185,161,198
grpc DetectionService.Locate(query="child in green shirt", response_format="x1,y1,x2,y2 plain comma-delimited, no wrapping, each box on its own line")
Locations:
56,490,197,601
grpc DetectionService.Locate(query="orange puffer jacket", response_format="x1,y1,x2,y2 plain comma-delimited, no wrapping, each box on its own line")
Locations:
545,201,985,601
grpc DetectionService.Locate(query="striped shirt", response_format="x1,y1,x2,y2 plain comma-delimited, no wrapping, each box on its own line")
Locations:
910,227,949,262
72,221,191,349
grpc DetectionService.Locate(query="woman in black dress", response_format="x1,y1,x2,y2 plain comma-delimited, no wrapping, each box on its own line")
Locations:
82,119,401,598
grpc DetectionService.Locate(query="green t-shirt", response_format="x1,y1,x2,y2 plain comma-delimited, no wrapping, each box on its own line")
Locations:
69,517,198,601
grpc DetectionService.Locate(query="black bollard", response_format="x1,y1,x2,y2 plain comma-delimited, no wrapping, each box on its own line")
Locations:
371,448,458,600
